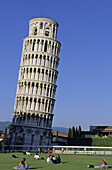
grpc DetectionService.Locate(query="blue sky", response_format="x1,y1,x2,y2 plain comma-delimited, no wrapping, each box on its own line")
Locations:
0,0,112,130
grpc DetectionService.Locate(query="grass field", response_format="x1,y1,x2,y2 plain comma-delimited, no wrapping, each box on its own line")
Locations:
0,153,112,170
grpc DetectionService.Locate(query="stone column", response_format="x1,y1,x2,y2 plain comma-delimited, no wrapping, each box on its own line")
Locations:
35,100,38,111
34,40,37,51
34,54,36,65
38,41,41,51
30,56,32,65
41,117,44,128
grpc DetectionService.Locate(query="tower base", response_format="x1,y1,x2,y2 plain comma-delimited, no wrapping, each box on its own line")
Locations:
4,124,52,151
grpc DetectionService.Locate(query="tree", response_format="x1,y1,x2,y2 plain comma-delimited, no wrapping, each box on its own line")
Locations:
76,127,78,137
1,125,11,152
1,128,7,146
71,126,75,138
68,128,72,138
79,125,82,137
0,130,2,136
56,131,58,142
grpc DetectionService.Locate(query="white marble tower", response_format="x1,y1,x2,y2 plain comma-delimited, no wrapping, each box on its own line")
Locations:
8,18,61,149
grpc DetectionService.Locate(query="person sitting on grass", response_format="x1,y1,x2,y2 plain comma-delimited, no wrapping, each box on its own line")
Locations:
56,155,62,164
19,158,29,169
26,151,31,155
19,160,28,169
14,158,29,169
104,159,107,165
52,155,56,164
34,153,40,160
88,159,108,169
23,151,26,155
47,155,53,164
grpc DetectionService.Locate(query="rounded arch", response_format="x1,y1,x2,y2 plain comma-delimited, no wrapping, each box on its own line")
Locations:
40,22,43,29
33,27,37,35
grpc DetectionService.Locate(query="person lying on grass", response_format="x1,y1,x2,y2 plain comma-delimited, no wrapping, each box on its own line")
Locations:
12,154,19,158
88,159,108,169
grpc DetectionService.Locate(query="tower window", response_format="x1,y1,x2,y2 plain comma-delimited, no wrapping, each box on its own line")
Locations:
33,28,37,35
45,31,49,36
53,25,55,38
40,22,43,29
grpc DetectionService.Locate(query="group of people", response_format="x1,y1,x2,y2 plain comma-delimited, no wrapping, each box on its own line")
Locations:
23,151,31,156
88,159,108,169
37,147,50,153
47,154,62,164
34,153,62,164
13,152,109,169
14,153,62,169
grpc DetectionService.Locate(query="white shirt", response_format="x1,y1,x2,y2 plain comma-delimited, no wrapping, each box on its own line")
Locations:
26,152,30,155
47,157,50,163
34,155,40,160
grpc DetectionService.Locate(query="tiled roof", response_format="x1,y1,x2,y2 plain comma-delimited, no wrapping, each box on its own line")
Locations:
53,133,68,138
102,126,112,132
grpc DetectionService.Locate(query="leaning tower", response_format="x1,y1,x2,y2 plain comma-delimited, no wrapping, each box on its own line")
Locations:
8,18,61,149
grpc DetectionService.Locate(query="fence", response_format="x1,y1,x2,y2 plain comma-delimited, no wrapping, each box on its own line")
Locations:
2,145,112,155
52,146,112,155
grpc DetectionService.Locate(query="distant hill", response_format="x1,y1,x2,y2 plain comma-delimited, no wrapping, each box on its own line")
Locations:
0,121,11,132
0,121,68,134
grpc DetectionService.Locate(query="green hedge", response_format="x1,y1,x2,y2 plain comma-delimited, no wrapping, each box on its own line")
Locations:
92,138,112,147
68,137,112,147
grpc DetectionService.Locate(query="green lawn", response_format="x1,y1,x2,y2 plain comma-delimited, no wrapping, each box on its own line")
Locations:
0,153,112,170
